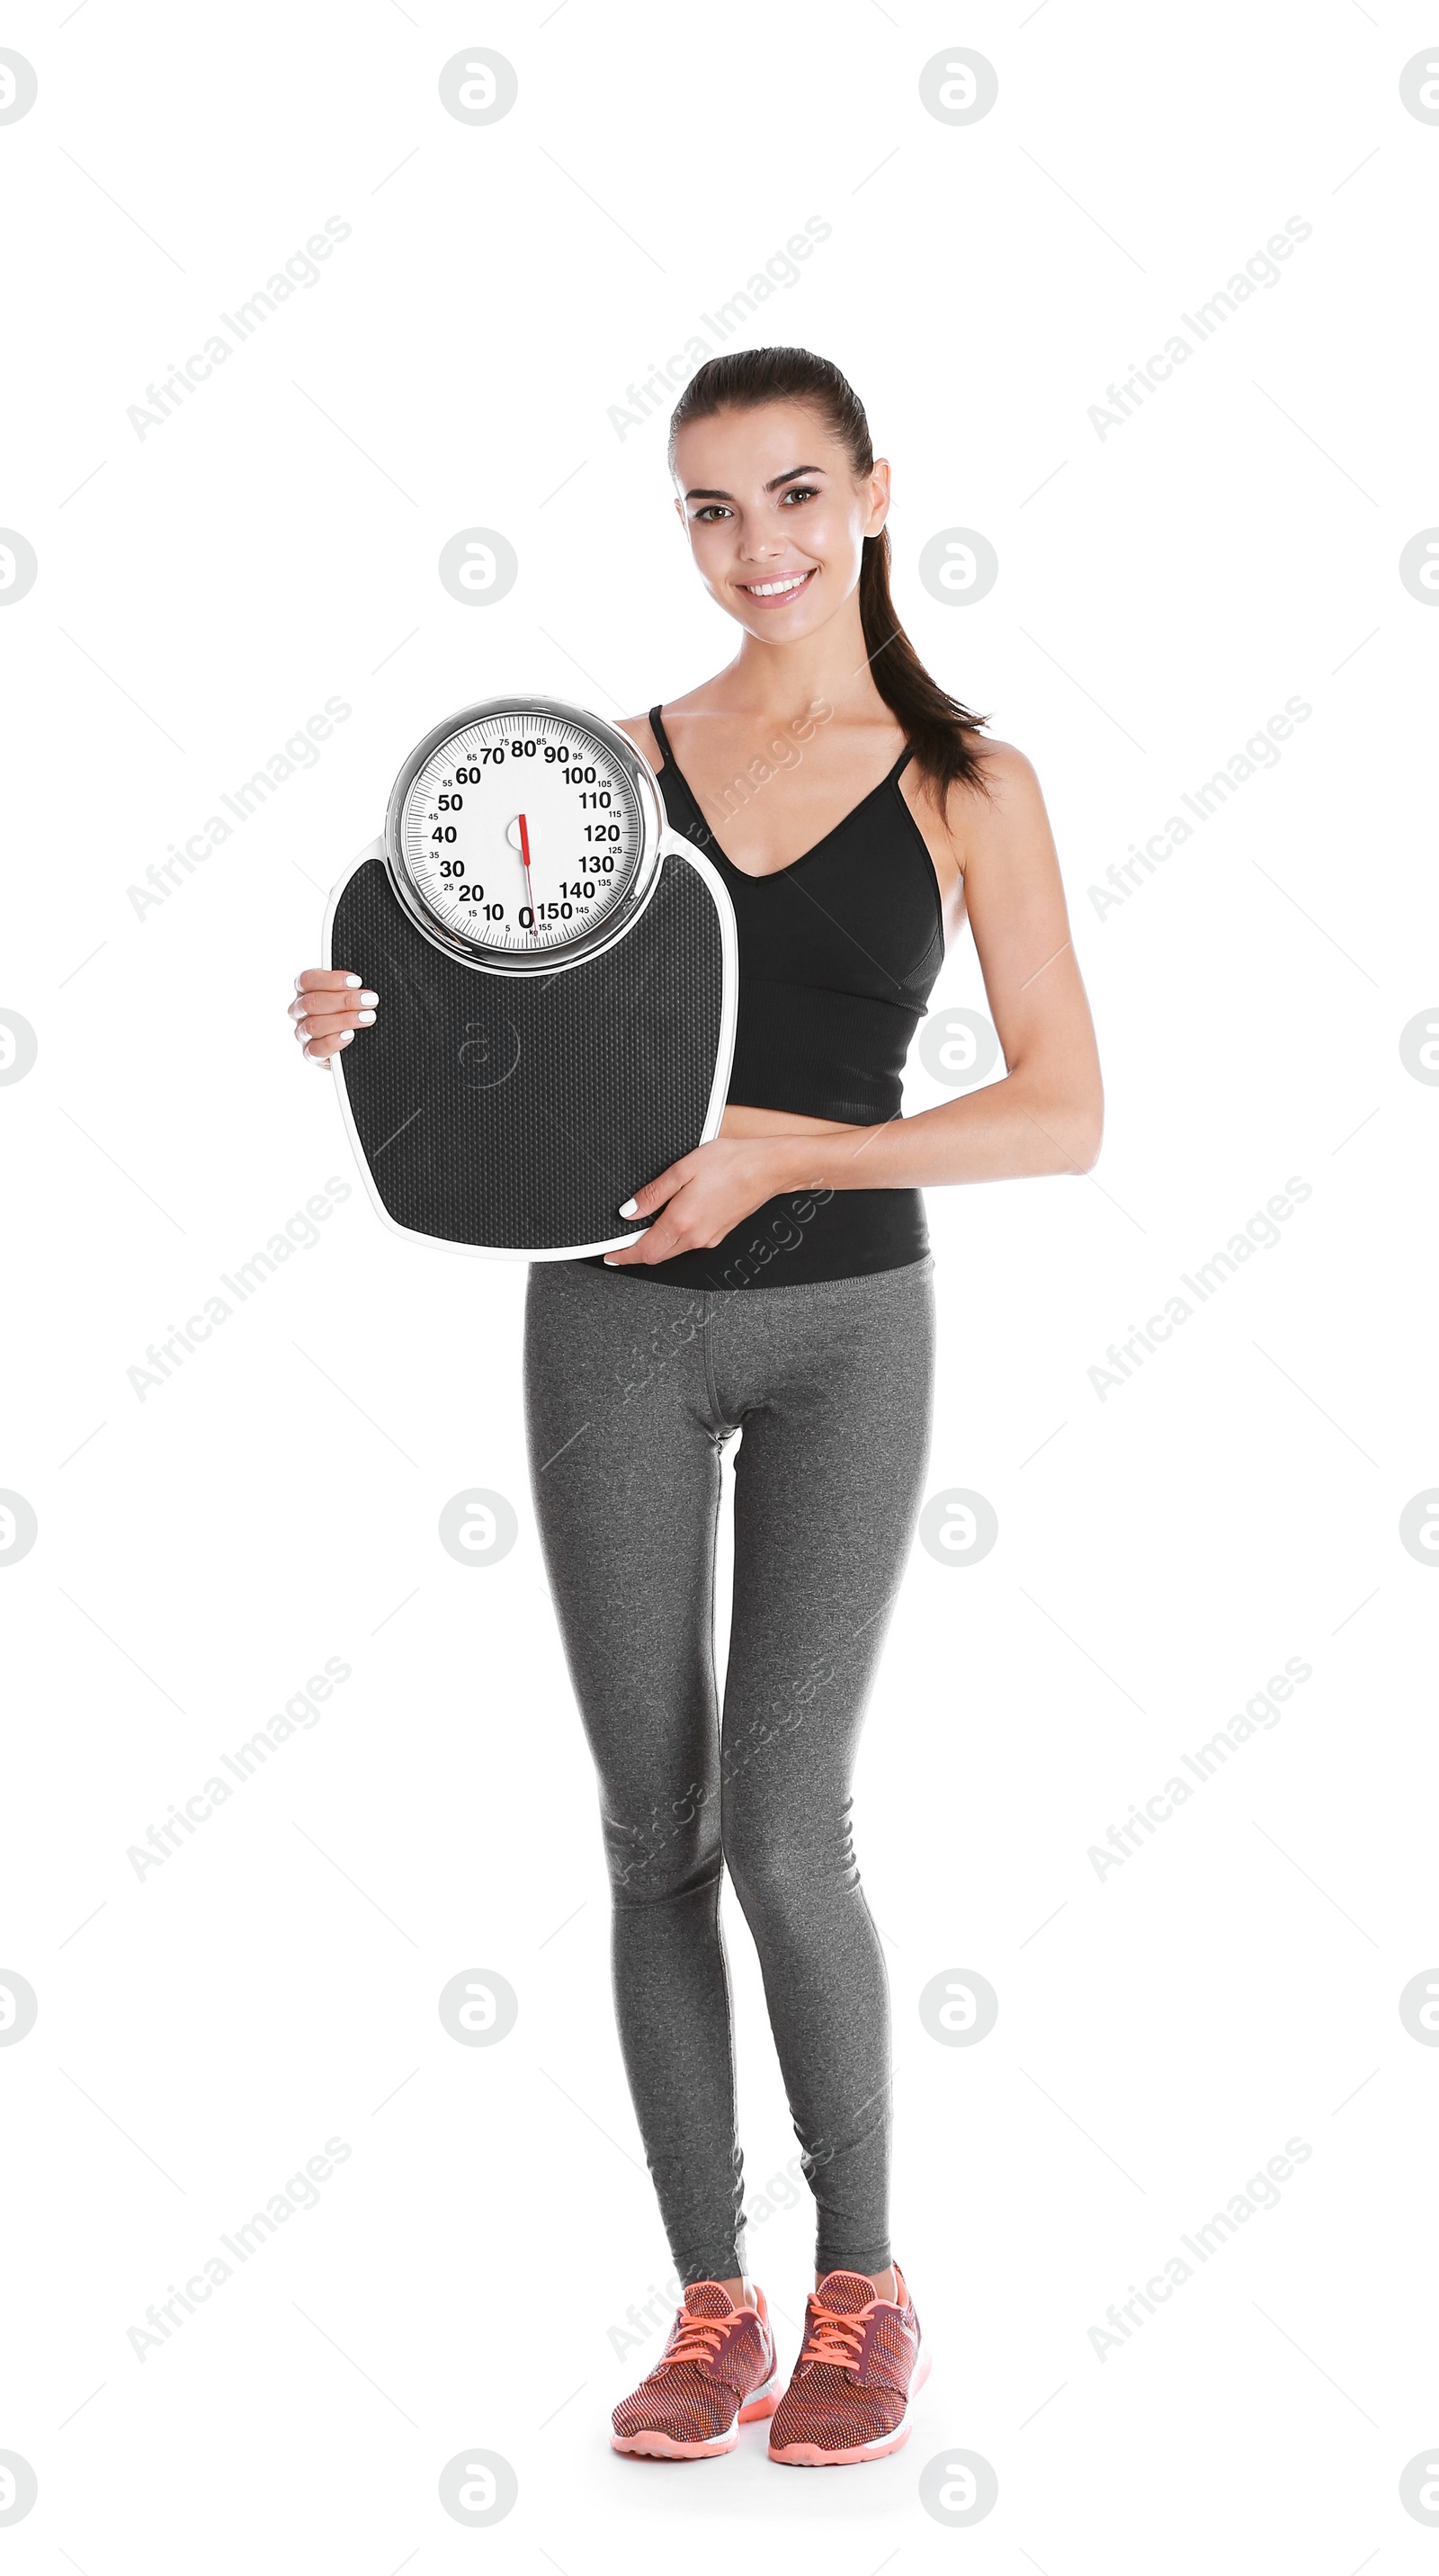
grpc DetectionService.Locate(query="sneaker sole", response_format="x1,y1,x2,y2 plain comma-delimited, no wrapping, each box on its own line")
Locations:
612,2364,780,2460
768,2347,932,2467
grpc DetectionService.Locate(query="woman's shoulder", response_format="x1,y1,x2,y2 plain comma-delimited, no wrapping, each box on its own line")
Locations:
617,711,665,772
952,734,1050,846
618,679,725,775
906,732,1044,857
912,729,1038,800
963,731,1039,791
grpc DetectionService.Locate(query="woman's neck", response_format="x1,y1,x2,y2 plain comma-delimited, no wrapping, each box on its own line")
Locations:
704,595,889,732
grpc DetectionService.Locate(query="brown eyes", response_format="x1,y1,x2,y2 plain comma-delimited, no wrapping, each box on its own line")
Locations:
693,487,819,521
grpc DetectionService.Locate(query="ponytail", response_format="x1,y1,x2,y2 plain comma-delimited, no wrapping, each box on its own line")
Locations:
857,525,992,804
668,346,995,808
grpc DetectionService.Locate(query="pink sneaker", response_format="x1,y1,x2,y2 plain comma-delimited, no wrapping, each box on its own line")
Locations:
611,2281,780,2459
768,2265,930,2466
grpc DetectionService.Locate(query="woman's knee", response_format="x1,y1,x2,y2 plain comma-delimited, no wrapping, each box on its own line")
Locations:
603,1801,722,1909
721,1790,859,1922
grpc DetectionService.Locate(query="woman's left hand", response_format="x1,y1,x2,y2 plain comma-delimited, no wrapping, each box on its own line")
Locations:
603,1138,796,1266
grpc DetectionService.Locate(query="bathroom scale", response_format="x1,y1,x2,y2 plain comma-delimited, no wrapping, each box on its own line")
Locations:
324,695,737,1258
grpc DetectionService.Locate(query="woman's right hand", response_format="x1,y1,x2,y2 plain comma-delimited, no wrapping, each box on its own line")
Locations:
290,970,379,1065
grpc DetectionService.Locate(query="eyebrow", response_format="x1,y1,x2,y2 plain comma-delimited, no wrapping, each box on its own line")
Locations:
683,464,825,501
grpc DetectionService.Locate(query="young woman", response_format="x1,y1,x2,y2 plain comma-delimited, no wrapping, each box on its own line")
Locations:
290,348,1103,2469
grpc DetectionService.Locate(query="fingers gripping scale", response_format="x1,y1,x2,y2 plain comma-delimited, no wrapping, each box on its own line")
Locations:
324,696,737,1257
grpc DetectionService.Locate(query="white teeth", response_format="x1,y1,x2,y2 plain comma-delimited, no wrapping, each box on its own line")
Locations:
745,573,810,596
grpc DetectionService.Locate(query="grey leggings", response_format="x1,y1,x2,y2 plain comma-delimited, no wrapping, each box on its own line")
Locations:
523,1254,935,2283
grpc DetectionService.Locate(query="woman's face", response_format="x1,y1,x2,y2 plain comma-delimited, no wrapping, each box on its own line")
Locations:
672,399,889,645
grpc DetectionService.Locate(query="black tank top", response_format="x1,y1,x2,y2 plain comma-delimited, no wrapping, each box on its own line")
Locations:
586,704,947,1292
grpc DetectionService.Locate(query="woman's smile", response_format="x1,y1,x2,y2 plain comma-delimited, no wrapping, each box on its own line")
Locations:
737,566,818,605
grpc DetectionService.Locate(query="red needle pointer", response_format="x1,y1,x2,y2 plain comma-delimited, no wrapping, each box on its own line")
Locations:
517,810,539,940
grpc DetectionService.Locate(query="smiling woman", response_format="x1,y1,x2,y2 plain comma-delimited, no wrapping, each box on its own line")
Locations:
594,345,1099,1292
667,344,992,810
288,341,1104,2473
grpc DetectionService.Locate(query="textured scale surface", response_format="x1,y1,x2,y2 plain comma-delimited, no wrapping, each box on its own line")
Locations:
331,852,726,1252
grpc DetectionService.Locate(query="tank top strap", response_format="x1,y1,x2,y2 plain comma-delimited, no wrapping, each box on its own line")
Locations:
647,704,714,847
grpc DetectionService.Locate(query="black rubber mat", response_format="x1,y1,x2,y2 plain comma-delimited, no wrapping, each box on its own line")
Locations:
329,851,728,1251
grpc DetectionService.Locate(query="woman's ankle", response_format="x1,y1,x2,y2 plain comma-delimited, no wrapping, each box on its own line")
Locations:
816,2264,897,2303
714,2274,753,2306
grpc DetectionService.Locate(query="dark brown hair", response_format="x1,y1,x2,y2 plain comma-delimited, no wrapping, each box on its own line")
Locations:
668,345,994,806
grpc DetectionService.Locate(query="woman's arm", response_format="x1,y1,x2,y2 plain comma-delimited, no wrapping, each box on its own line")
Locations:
606,743,1103,1264
791,740,1102,1185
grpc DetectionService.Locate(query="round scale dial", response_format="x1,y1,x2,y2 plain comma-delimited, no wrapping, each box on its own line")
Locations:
384,698,662,973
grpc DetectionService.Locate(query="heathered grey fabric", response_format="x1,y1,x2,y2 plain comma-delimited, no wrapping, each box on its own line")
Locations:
523,1253,934,2281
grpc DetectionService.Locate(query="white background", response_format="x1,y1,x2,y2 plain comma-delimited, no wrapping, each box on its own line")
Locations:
3,1,1437,2565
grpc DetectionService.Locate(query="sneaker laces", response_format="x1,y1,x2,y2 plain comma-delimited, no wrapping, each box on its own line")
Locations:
800,2299,868,2373
662,2305,736,2369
